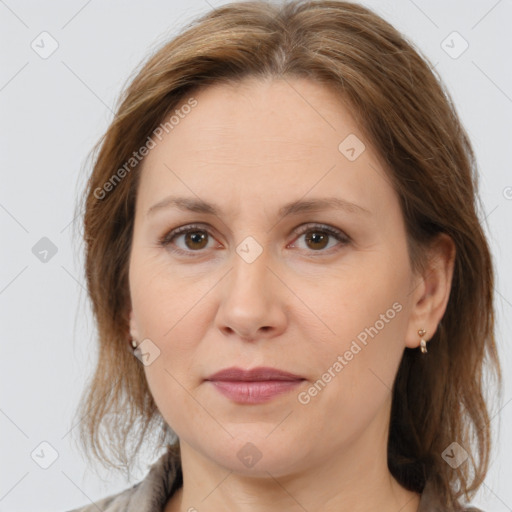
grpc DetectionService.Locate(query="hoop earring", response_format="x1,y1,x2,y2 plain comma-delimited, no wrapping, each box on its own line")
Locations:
418,329,428,353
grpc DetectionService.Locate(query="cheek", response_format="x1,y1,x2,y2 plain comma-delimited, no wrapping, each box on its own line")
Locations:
129,255,223,400
129,251,216,342
305,258,410,404
293,287,408,451
133,283,211,437
313,256,408,343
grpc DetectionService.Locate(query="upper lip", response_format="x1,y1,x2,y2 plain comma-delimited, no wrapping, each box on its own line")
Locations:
206,366,304,382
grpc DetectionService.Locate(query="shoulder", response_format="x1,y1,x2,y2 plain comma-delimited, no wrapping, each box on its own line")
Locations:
64,480,149,512
419,479,486,512
64,444,182,512
64,483,139,512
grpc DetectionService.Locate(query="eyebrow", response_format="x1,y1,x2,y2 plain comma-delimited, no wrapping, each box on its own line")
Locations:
146,195,371,218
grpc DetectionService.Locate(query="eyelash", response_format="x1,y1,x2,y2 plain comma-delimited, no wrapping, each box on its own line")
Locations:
157,223,351,258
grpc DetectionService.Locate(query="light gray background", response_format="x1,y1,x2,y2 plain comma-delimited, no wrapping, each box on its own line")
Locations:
1,0,511,511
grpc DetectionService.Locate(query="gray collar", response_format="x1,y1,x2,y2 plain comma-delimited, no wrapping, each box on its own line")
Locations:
67,444,483,512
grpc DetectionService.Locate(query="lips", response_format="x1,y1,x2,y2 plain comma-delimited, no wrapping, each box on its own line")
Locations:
206,366,304,382
205,367,305,404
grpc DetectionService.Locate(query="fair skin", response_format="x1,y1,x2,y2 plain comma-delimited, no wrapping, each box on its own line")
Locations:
128,77,455,512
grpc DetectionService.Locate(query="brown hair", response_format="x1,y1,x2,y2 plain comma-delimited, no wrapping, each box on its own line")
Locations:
73,0,502,508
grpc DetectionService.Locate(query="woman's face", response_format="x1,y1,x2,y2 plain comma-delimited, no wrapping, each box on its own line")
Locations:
128,77,423,476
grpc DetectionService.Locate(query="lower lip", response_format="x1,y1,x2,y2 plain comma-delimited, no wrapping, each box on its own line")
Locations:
208,380,304,404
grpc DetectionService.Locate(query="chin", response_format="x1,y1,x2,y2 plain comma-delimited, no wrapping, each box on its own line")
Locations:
199,434,311,478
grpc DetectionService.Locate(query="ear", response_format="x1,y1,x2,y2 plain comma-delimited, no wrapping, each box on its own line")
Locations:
404,233,456,349
128,309,141,342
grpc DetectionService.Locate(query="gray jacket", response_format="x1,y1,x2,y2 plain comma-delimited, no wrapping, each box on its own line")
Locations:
66,445,483,512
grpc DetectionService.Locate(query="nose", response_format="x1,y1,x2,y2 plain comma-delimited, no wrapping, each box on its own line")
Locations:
214,250,288,342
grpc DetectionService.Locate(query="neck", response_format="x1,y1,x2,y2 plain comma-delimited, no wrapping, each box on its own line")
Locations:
164,410,420,512
167,464,419,512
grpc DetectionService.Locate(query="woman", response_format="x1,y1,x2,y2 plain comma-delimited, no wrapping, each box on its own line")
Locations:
68,1,502,511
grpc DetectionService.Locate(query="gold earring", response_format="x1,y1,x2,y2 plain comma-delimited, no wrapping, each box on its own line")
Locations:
418,329,427,353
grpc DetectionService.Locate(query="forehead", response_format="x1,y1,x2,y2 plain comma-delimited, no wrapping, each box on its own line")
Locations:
169,77,360,156
136,77,395,218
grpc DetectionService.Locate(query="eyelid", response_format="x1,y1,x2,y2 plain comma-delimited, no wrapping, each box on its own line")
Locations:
158,222,351,257
290,222,351,244
158,222,218,249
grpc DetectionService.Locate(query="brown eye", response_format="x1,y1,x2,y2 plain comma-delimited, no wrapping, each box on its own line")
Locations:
291,224,350,254
182,230,209,250
159,222,350,257
159,224,217,255
304,231,330,250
